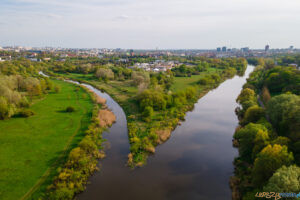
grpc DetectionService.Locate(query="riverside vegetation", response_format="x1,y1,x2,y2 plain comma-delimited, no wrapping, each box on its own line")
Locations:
45,56,247,167
0,56,246,200
0,60,115,200
231,56,300,200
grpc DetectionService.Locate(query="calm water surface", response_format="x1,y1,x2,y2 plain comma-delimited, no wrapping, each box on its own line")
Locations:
78,65,254,200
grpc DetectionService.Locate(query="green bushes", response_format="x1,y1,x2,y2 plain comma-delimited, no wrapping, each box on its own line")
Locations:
197,73,221,86
54,85,61,93
19,109,35,118
242,106,265,125
138,89,167,111
66,106,75,113
236,88,258,118
142,106,153,122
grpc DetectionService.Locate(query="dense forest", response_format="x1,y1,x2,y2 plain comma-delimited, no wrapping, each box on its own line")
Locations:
232,57,300,199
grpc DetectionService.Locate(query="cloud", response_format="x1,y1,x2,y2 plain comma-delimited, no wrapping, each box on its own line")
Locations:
114,15,130,21
0,0,300,48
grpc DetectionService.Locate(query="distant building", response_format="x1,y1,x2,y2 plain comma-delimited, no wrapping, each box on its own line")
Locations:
222,46,227,52
241,47,250,52
265,45,270,51
290,46,294,50
217,47,221,52
129,49,134,56
289,63,298,68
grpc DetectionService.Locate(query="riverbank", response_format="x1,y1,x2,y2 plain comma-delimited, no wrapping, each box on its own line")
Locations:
0,80,94,200
231,62,300,199
78,65,253,200
44,82,116,199
52,67,243,167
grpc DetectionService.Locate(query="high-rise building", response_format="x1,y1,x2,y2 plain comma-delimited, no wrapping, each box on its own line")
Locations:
265,45,269,51
241,47,249,52
290,46,294,50
222,46,227,52
217,47,221,52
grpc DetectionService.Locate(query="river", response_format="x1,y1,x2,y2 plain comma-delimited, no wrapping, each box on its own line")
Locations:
76,65,254,200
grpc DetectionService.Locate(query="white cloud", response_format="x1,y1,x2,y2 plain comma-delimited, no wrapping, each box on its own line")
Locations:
1,0,300,48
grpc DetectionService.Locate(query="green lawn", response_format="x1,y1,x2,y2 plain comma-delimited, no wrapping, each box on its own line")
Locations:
171,68,219,92
0,80,93,200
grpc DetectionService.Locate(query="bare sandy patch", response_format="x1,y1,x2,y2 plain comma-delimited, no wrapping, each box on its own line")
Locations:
156,129,172,144
98,109,116,127
95,96,106,105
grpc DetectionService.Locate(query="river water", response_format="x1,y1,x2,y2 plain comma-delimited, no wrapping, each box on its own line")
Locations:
77,65,254,200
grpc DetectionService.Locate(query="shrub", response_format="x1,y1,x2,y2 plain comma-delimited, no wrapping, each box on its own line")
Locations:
242,105,265,125
19,96,30,108
0,96,9,119
142,106,153,122
54,85,61,93
66,106,75,112
19,109,35,118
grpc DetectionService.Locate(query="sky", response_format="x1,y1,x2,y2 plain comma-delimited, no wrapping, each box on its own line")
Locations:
0,0,300,49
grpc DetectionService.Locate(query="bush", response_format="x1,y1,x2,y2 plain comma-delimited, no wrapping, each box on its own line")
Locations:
66,106,75,112
142,106,153,122
0,96,9,119
19,109,35,118
54,85,61,93
242,105,265,125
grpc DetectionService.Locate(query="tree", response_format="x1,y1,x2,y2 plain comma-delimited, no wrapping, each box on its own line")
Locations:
261,86,271,104
252,129,269,159
131,71,150,87
0,96,9,119
142,106,153,122
264,165,300,192
236,88,258,117
267,94,300,140
95,68,114,80
271,136,290,146
185,87,196,100
242,106,265,125
66,106,75,112
252,144,294,187
234,123,268,162
54,85,61,93
236,88,256,105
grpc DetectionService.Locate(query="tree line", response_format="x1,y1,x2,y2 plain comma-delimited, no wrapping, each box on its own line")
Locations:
232,58,300,200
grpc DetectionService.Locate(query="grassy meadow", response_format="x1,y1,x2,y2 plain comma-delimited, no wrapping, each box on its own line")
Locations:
0,80,93,200
171,67,220,92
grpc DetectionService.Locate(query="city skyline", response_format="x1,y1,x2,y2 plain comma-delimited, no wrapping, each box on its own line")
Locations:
1,0,300,49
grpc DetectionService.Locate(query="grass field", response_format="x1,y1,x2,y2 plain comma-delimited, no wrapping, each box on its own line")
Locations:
171,68,219,92
0,80,93,200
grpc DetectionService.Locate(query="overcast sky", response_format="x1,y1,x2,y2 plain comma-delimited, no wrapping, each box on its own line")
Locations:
0,0,300,49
